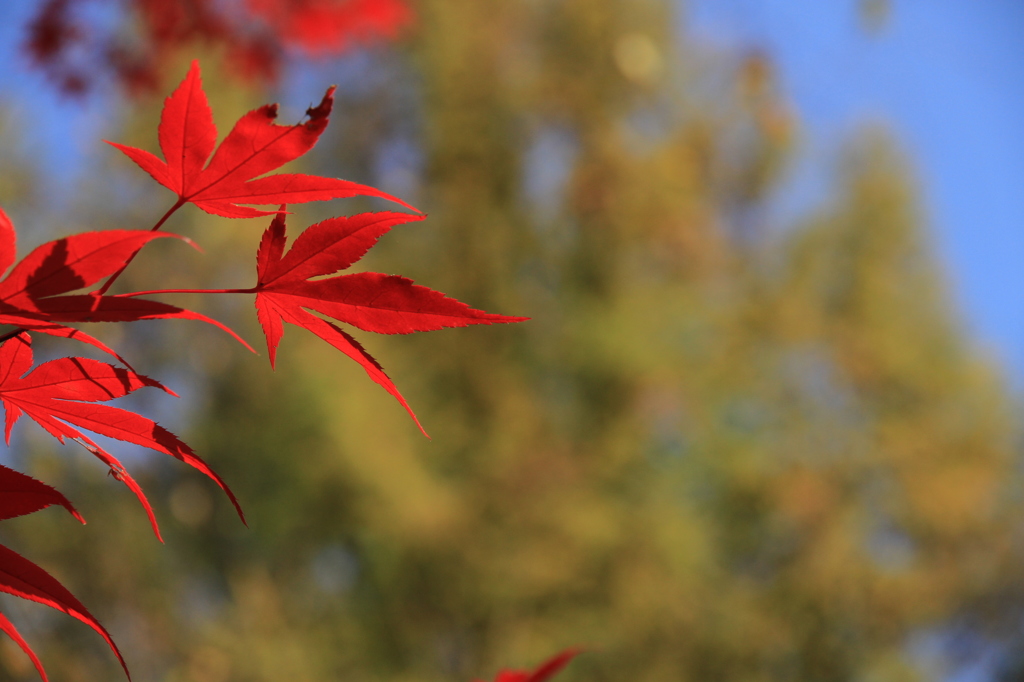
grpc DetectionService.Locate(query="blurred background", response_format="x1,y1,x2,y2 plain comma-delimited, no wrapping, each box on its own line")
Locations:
1,0,1024,680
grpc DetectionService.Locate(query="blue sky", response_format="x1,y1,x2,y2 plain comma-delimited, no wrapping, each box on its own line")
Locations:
0,1,116,220
685,0,1024,383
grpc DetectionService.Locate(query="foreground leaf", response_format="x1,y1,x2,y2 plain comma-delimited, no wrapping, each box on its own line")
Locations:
24,295,255,353
253,210,528,434
0,463,84,523
109,60,414,217
0,230,178,305
0,333,245,540
0,611,48,682
0,467,117,682
0,543,128,680
0,218,252,357
0,212,254,357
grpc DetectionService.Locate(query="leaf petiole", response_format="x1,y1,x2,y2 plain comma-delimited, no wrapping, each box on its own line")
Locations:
93,198,187,300
114,288,256,297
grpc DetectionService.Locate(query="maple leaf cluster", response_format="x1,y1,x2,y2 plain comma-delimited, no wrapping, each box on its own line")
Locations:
0,62,559,681
24,0,412,94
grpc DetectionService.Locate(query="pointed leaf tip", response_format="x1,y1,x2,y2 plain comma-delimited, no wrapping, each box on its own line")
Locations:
0,543,131,679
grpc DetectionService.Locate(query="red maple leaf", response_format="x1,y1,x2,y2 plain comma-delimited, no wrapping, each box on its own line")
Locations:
0,208,254,681
0,55,537,682
250,210,528,435
108,60,415,218
0,207,253,357
0,464,128,682
0,332,244,542
479,649,582,682
0,228,178,305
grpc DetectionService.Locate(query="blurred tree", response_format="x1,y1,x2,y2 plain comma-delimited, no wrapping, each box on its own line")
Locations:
1,0,1021,681
25,0,412,94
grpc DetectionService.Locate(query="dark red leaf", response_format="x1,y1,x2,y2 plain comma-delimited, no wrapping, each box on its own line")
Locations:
0,463,84,523
24,0,412,95
27,295,256,353
0,214,222,361
0,230,179,304
0,320,132,367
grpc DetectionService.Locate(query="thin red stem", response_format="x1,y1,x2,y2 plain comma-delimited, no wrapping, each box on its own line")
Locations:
149,199,186,232
0,199,192,347
93,198,186,299
115,288,255,297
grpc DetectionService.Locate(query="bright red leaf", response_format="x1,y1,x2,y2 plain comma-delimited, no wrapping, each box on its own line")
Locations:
0,542,128,680
479,649,582,682
109,61,415,218
21,295,254,354
0,216,253,356
0,226,179,360
0,611,49,682
0,229,176,304
0,56,534,682
0,464,118,682
0,333,245,541
251,210,528,435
